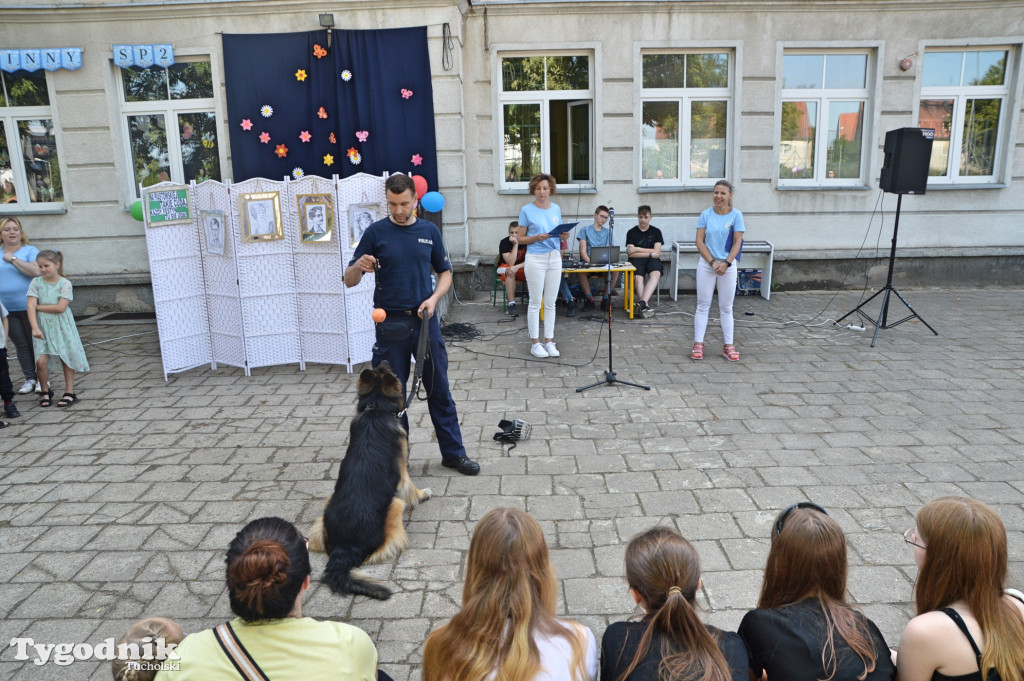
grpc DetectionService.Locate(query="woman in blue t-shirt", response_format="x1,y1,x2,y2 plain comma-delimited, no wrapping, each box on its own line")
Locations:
0,217,42,393
517,173,563,359
693,181,744,362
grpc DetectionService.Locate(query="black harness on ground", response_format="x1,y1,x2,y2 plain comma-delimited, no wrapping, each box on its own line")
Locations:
493,418,532,452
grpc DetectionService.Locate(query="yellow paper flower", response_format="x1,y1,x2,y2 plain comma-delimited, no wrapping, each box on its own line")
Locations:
295,69,307,82
323,154,335,167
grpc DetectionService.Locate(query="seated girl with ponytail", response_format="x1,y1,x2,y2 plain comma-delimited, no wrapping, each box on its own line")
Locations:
156,517,379,681
601,526,748,681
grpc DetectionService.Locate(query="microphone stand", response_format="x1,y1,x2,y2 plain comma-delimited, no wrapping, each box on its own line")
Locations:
577,207,650,393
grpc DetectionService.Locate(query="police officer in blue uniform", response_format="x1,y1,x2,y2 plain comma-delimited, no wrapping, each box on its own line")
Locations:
344,173,480,475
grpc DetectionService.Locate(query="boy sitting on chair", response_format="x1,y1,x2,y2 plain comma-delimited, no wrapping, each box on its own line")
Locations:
498,221,526,316
576,205,620,312
625,205,663,319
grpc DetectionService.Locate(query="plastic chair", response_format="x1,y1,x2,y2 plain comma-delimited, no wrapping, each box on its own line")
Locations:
492,255,526,307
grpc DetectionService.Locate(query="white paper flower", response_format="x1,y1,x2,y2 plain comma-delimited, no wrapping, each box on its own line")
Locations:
341,70,352,81
260,105,274,118
292,167,304,180
348,152,362,165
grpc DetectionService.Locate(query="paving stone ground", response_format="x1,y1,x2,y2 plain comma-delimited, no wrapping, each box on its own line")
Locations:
1,286,1022,680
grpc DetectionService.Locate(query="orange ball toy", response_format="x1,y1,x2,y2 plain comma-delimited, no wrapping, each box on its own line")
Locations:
372,308,387,323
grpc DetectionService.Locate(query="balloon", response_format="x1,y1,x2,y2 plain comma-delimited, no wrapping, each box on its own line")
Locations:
421,191,445,213
372,308,387,323
412,174,428,199
129,200,144,221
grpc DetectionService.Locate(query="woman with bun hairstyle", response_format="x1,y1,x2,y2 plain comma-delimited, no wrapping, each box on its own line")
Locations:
422,507,597,681
738,503,895,681
601,526,748,681
895,497,1024,681
156,517,379,681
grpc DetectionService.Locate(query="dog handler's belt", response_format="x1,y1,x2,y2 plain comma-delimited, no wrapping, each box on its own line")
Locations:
384,308,420,317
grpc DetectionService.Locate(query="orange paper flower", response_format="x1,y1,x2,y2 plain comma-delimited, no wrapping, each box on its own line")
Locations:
275,144,289,158
317,107,328,119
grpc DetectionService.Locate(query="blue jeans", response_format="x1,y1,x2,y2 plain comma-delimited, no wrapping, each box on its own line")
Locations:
372,313,466,463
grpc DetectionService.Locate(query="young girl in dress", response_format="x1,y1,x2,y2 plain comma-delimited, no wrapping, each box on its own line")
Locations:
27,249,89,407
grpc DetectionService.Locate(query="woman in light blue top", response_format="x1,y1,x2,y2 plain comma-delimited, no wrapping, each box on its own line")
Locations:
693,180,745,362
518,173,563,359
0,216,42,393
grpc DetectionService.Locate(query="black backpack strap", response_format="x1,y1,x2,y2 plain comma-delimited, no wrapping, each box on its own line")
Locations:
213,621,270,681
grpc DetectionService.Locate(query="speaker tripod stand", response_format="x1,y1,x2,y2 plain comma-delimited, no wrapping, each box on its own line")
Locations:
577,207,650,393
836,193,938,347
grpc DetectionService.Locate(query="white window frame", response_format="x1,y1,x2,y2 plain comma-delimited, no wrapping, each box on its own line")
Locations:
0,71,66,213
917,44,1017,186
493,48,598,191
776,46,878,188
636,48,735,189
116,54,225,200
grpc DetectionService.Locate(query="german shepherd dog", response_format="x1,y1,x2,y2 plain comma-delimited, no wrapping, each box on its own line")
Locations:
308,361,431,599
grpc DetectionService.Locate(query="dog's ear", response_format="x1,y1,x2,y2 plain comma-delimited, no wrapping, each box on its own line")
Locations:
379,371,403,400
358,368,378,394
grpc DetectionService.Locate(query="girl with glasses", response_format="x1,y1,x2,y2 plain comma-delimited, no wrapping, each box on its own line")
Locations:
895,497,1024,681
738,503,895,681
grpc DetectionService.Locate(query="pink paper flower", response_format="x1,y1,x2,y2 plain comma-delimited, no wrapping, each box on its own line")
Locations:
240,119,253,131
411,154,423,166
259,131,271,144
299,130,312,143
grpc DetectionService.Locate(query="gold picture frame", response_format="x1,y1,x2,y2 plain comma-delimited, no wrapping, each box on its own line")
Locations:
240,191,283,242
297,193,334,243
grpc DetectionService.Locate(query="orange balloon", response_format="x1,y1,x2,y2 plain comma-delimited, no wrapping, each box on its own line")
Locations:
372,308,387,323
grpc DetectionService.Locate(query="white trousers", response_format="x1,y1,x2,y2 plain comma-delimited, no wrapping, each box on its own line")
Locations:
694,259,738,345
525,250,563,339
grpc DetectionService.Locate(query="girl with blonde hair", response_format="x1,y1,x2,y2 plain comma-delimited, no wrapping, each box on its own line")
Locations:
422,507,597,681
896,497,1024,681
601,526,747,681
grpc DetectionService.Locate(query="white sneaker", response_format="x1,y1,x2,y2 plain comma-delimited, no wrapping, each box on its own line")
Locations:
544,342,560,357
34,381,48,394
530,343,549,358
18,380,35,394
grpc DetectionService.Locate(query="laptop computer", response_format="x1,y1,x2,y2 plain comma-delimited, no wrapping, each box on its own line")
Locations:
589,246,620,266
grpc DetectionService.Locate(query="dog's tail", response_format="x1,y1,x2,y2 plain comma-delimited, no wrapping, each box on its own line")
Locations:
323,547,393,600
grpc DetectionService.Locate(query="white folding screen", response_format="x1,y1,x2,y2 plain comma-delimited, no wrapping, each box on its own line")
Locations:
143,173,384,379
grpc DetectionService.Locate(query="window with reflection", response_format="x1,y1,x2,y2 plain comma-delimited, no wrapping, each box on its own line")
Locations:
118,59,221,195
639,51,731,187
779,51,871,186
499,54,592,187
0,70,64,208
918,48,1010,183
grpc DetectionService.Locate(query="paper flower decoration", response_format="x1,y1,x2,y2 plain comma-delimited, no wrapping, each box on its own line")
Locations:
401,89,413,99
292,167,304,179
260,105,273,118
259,131,271,144
323,153,335,166
355,130,369,143
349,152,362,165
240,118,253,131
341,70,352,81
299,130,312,143
313,44,327,59
411,154,423,166
295,69,308,82
275,144,289,158
182,122,194,139
329,132,337,144
317,107,328,119
346,147,358,157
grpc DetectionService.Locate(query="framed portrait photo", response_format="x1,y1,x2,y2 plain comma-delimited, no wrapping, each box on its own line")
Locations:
297,193,334,243
200,209,226,255
348,203,379,248
240,191,283,242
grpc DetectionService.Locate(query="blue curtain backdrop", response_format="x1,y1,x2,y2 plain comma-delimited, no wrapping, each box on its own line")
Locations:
222,27,437,190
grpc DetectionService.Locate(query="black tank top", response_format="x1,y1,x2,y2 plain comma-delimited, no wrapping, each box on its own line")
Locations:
931,608,997,681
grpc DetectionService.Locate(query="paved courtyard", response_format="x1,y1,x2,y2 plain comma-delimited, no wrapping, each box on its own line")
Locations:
2,286,1023,680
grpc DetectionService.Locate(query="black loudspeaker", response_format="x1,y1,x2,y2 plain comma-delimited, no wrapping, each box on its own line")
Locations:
879,127,934,195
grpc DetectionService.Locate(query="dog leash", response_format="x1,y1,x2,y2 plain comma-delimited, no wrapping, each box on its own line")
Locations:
399,312,431,419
